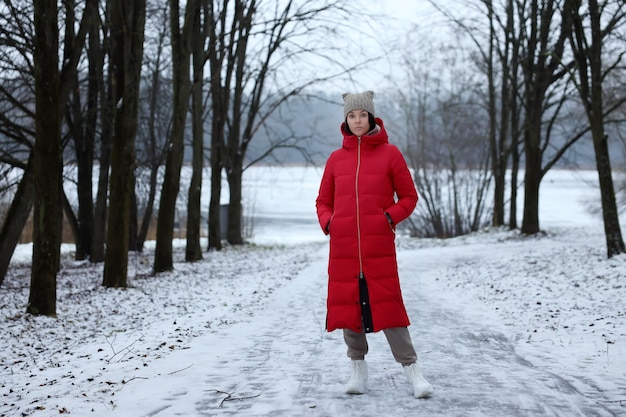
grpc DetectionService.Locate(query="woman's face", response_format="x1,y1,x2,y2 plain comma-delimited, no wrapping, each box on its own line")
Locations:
346,109,370,137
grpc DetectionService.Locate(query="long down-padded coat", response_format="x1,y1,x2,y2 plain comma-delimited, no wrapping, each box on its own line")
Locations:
316,118,418,333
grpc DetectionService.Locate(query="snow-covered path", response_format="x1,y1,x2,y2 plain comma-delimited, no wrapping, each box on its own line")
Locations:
99,240,620,417
398,244,616,417
3,169,624,416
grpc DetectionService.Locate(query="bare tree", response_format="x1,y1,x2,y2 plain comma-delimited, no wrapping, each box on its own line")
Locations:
220,0,255,245
203,0,359,248
394,32,492,238
153,0,199,273
223,0,354,244
102,0,147,287
480,0,525,228
0,0,95,285
135,1,173,251
569,0,626,257
506,0,523,230
0,1,37,286
432,0,623,236
481,0,526,230
205,0,233,251
0,157,33,287
25,0,97,313
519,0,578,234
28,0,62,315
0,107,34,287
186,0,208,262
62,0,102,261
90,1,113,264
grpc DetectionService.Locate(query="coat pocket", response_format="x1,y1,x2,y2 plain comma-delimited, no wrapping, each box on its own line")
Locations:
382,210,396,234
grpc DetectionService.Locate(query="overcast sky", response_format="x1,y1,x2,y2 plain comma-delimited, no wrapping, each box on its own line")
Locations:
316,0,457,94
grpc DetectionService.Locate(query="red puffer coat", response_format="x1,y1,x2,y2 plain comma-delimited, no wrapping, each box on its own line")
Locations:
316,118,418,333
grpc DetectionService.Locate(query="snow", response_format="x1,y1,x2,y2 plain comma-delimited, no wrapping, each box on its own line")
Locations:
1,167,625,416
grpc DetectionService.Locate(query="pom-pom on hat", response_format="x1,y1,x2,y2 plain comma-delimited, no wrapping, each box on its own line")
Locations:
343,90,375,119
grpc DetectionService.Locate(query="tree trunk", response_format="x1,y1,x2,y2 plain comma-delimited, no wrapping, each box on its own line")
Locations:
64,0,94,261
492,170,506,226
519,0,575,234
137,164,158,251
570,0,625,257
588,22,625,258
103,0,146,287
137,20,168,251
129,181,139,252
62,189,80,247
206,1,226,251
91,3,112,264
508,136,521,229
186,4,205,262
208,141,223,250
136,30,166,252
91,116,112,263
486,1,506,227
79,6,100,259
28,0,61,316
227,158,244,244
224,1,250,246
521,116,542,234
153,0,196,272
593,131,625,257
0,158,35,287
508,21,522,230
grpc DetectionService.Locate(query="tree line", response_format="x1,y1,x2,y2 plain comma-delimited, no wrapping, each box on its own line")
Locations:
389,0,626,256
0,0,359,315
0,0,625,317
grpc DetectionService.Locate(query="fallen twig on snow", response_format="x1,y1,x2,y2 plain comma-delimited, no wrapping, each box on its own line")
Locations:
208,389,261,407
122,376,149,384
104,333,144,363
167,364,193,375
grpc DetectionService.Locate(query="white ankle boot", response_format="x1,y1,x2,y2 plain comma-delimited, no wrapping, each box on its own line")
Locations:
404,363,433,398
345,360,367,394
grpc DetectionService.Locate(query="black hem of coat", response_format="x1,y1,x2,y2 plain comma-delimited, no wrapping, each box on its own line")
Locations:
359,274,374,333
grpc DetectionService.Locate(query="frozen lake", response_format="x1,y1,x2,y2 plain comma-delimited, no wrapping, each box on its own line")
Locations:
242,166,603,245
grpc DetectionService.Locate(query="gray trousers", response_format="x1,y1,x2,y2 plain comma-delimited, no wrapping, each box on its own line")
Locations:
343,327,418,366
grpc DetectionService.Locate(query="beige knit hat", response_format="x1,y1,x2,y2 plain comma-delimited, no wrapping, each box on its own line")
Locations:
342,90,375,118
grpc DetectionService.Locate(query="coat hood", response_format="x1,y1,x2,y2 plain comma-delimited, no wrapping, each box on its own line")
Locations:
340,117,388,149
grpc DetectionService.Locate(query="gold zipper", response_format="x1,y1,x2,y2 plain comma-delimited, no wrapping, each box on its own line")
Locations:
356,136,363,276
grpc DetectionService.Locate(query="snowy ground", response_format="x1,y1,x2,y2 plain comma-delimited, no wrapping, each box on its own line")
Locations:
1,168,625,416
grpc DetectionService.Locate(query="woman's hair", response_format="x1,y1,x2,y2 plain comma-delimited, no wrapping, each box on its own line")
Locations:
343,113,376,135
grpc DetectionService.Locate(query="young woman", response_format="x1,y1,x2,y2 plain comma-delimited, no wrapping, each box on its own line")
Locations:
316,91,433,399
